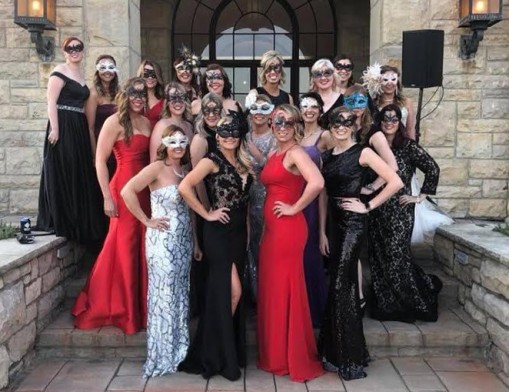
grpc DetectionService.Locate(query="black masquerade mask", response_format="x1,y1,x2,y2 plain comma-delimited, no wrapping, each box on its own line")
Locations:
216,110,249,139
331,115,356,128
126,86,147,100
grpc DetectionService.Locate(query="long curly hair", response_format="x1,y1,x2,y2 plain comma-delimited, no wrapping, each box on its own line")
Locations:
215,116,253,175
93,54,119,101
156,124,190,165
344,84,373,143
271,104,304,142
115,77,147,144
201,64,232,99
371,103,408,149
161,81,192,122
373,65,407,108
136,59,165,99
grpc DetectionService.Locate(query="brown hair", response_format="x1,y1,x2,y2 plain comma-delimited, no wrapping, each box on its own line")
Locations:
161,81,192,122
344,84,373,143
115,77,147,144
156,124,190,165
93,54,119,101
136,59,165,99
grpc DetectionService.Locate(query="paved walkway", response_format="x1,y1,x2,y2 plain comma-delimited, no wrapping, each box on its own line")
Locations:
9,355,509,392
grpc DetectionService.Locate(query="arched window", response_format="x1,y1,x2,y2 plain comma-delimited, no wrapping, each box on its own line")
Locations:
172,0,336,101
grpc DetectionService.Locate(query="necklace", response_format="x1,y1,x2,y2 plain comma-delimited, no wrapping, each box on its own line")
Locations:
172,167,185,179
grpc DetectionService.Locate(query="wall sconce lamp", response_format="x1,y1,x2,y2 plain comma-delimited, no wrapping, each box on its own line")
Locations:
14,0,56,62
458,0,502,59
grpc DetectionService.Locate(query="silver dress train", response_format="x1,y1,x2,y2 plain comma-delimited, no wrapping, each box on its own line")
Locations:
143,184,193,378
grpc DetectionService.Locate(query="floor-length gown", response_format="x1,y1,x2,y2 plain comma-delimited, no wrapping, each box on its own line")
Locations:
180,151,252,381
94,103,117,177
257,151,324,383
319,144,370,380
72,134,150,334
302,142,327,328
369,139,443,322
36,71,107,243
143,185,192,377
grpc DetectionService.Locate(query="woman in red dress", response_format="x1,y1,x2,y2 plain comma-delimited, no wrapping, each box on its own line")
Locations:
72,77,151,334
257,104,325,382
137,60,165,130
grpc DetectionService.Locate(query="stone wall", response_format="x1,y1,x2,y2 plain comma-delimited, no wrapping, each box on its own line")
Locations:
0,237,83,389
371,0,509,219
434,223,509,380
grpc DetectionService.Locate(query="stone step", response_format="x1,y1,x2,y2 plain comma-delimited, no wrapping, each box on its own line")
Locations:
36,299,488,360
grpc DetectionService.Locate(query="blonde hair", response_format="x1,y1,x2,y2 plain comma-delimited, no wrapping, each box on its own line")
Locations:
156,124,190,164
216,116,253,175
195,93,224,138
259,50,286,86
309,58,339,92
272,104,304,142
161,81,192,122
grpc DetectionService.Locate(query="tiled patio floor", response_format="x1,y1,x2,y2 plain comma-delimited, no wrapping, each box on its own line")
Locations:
10,356,509,392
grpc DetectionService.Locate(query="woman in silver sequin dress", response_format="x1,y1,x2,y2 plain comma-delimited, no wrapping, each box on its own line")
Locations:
122,125,201,377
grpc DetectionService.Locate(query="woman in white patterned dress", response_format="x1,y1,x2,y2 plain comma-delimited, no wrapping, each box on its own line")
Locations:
122,124,202,377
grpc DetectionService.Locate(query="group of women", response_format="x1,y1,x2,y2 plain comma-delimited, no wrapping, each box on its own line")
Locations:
36,37,449,383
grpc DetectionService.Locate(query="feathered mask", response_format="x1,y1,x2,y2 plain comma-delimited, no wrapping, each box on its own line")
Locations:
361,62,383,98
176,44,201,84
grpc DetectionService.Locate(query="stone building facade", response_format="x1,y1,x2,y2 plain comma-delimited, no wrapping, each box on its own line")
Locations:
0,0,507,219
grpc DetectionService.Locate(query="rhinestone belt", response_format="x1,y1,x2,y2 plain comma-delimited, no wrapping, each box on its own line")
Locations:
56,104,85,113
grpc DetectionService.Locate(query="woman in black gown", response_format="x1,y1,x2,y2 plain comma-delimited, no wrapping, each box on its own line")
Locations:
318,107,402,380
367,104,443,322
36,37,107,243
178,111,253,381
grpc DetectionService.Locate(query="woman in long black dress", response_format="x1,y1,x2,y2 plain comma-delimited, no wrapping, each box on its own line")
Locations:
367,104,443,322
318,107,402,380
36,36,107,243
178,111,252,381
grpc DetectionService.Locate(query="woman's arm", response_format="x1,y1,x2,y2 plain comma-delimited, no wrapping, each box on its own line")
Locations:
120,162,169,229
46,74,65,144
362,131,399,193
316,130,333,152
190,135,211,209
405,97,416,140
96,115,121,216
275,147,324,217
149,120,165,162
178,158,229,223
85,88,98,158
318,189,329,256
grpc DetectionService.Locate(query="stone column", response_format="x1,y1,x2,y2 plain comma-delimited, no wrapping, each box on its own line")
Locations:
83,0,141,81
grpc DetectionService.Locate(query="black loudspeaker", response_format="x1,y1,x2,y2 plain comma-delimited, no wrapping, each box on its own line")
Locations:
402,30,444,88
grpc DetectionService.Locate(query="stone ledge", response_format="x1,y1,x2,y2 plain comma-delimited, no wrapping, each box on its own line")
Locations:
0,235,66,275
436,222,509,267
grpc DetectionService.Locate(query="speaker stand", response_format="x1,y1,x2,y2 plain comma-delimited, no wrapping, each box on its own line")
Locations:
415,87,424,144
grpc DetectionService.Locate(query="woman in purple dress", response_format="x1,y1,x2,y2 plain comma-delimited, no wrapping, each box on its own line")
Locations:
298,92,328,328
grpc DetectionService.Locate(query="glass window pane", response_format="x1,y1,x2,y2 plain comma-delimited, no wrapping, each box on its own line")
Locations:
216,34,233,59
216,3,241,34
299,67,311,95
234,34,254,60
236,13,273,32
299,34,315,60
281,67,291,93
254,34,273,58
192,34,209,60
174,1,198,34
193,6,213,34
275,34,292,59
266,2,291,33
234,68,250,94
295,3,316,33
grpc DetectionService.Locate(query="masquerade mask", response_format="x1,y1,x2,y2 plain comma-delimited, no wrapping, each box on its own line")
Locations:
382,73,398,85
206,73,224,81
273,116,296,129
265,64,282,74
175,63,192,73
216,122,241,138
300,97,320,110
382,114,399,124
162,133,189,149
335,63,353,71
96,62,118,74
167,94,186,104
344,93,368,111
143,69,157,79
126,86,147,100
203,106,221,116
64,43,84,54
249,103,274,115
331,115,356,129
312,69,334,79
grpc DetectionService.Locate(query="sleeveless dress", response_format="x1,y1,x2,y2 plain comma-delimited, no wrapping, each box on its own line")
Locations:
143,185,193,378
180,151,252,381
368,140,443,322
72,134,150,334
319,144,370,380
302,141,327,328
257,151,325,383
256,86,291,107
36,71,107,243
145,99,164,130
95,103,117,177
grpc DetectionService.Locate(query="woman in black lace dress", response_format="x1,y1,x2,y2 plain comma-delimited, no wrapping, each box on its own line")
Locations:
318,107,402,380
367,104,443,322
178,111,252,381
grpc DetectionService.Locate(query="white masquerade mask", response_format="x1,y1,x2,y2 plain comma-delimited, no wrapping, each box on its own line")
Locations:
249,102,274,115
162,133,189,149
300,97,320,110
96,62,118,74
382,74,398,85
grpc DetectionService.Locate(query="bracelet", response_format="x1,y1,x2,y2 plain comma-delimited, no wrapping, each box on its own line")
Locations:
366,183,375,192
363,201,371,212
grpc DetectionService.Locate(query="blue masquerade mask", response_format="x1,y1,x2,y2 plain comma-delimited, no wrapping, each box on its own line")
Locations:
343,92,368,111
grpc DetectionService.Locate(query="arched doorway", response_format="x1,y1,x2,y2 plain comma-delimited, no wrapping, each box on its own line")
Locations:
172,0,337,102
